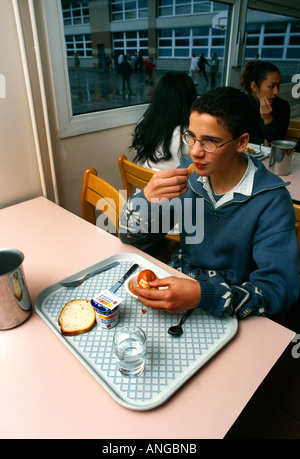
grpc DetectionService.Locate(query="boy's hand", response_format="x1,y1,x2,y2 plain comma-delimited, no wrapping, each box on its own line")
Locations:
144,168,192,202
133,276,201,314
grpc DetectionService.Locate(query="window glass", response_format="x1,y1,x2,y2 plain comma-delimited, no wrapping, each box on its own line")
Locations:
59,0,230,119
245,8,300,84
286,48,300,59
193,2,211,14
261,48,283,59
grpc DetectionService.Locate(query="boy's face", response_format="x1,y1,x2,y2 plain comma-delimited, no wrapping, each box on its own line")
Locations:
188,111,248,177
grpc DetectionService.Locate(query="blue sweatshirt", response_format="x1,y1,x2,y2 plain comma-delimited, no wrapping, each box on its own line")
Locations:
119,156,299,319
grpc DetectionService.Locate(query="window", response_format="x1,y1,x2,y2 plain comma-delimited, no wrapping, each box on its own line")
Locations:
65,34,92,58
112,31,148,57
111,0,148,21
61,0,90,25
158,20,227,59
158,0,213,16
245,9,300,75
44,1,299,138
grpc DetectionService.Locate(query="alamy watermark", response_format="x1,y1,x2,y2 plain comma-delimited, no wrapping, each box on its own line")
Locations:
291,74,300,99
95,191,204,244
291,335,300,359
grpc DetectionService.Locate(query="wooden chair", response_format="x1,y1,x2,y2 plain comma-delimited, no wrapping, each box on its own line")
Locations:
118,154,155,196
285,119,300,148
294,203,300,265
81,167,125,236
289,119,300,129
118,154,180,243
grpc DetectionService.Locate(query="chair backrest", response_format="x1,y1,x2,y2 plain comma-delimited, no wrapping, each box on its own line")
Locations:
285,127,300,143
118,154,154,197
294,203,300,259
117,155,180,243
285,119,300,146
81,168,125,235
289,119,300,129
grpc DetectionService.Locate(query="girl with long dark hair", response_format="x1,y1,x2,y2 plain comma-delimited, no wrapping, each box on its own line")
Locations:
131,71,197,170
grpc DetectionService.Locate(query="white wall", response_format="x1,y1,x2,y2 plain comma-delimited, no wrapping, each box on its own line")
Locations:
52,124,135,217
0,0,43,209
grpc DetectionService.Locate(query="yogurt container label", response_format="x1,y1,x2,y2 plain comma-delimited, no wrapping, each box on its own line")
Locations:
91,289,123,313
91,290,123,329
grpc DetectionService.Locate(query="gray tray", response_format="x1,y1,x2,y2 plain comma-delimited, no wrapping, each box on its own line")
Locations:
34,252,238,411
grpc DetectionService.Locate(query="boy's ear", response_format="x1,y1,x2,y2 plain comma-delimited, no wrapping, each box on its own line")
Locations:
237,133,249,152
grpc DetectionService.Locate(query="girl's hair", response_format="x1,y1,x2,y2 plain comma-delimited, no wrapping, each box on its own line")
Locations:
241,60,280,94
131,71,197,164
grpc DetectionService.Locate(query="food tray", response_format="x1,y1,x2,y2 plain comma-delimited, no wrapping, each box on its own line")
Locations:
34,253,238,411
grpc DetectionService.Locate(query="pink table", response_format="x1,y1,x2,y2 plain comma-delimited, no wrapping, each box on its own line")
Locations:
0,197,295,439
263,152,300,203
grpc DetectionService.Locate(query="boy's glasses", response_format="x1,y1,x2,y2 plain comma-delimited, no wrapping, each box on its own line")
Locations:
182,130,237,153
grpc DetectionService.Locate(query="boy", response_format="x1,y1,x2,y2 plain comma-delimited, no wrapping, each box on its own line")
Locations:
119,87,299,319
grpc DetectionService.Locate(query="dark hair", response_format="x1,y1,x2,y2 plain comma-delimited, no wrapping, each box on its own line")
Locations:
131,71,197,164
190,86,253,137
241,60,280,93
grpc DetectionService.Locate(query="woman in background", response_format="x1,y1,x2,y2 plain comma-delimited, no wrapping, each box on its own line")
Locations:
241,61,290,145
131,71,197,171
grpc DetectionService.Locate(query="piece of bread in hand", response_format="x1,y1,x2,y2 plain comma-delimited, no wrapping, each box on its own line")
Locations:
58,299,96,336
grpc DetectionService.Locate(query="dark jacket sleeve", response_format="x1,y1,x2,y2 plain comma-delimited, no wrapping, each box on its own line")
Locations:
259,97,290,143
249,96,290,144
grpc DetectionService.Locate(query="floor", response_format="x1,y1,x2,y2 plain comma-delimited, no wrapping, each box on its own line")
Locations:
225,299,300,439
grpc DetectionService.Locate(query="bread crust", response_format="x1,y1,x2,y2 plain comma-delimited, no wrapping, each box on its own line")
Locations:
58,299,96,336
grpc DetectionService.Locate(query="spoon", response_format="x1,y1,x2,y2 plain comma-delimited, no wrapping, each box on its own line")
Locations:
168,309,194,337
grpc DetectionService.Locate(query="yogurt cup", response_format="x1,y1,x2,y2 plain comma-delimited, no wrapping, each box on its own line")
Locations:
91,289,122,329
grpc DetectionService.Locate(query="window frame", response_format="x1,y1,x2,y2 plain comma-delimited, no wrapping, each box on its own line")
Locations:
44,0,148,138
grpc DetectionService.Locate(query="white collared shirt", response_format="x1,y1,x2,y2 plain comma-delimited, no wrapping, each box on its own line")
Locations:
197,155,257,208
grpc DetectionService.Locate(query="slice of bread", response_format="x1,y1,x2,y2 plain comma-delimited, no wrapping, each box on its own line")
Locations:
58,299,96,336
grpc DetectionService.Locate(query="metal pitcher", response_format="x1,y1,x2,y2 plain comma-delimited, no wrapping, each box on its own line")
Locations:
0,248,31,330
269,140,297,176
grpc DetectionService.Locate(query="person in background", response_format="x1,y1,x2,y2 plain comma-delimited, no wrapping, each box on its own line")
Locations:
210,52,219,87
198,52,210,83
117,53,124,73
189,53,199,86
130,71,197,171
137,51,144,73
104,54,111,73
144,57,156,85
118,55,132,96
73,52,80,79
120,87,299,319
241,60,290,145
73,52,80,68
